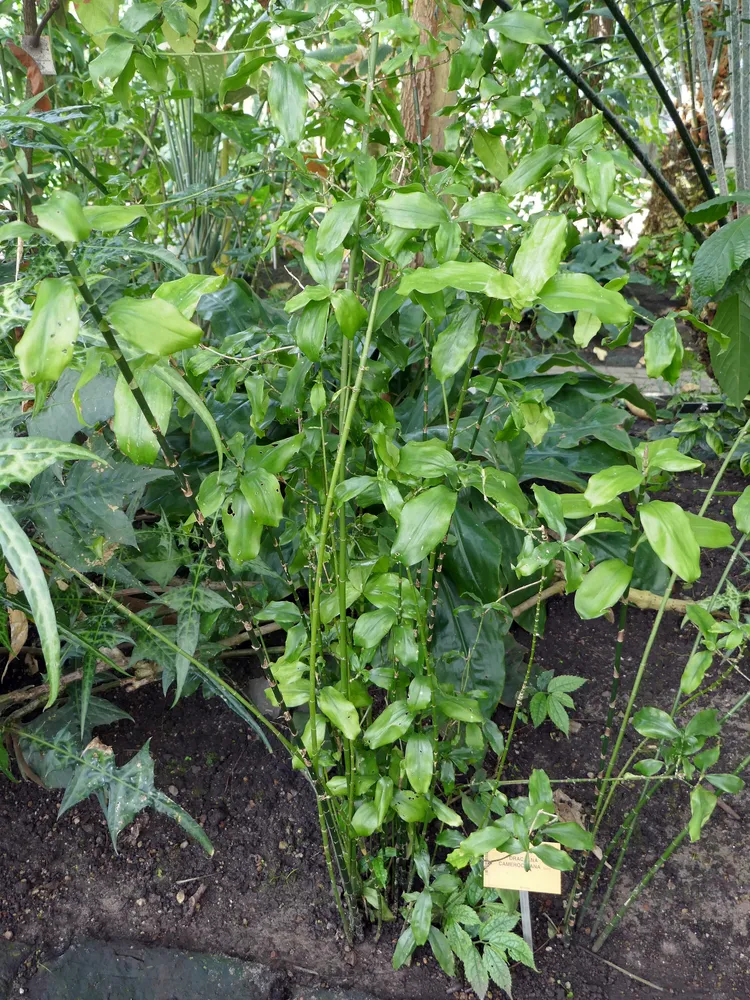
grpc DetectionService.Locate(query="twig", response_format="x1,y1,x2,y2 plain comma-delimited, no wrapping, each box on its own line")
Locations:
30,0,60,47
581,948,665,991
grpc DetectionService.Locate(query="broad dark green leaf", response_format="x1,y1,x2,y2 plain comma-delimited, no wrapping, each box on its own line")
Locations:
316,199,361,256
709,287,750,407
691,214,750,296
432,305,480,382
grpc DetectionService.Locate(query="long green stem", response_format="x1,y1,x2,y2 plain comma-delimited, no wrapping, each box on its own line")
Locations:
592,753,750,953
307,261,386,760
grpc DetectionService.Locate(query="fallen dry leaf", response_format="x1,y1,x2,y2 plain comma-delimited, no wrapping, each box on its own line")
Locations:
8,608,28,660
4,573,22,596
553,789,587,827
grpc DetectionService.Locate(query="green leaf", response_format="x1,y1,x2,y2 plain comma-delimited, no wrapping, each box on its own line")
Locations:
0,437,100,488
152,362,223,470
89,40,134,86
405,734,433,794
392,486,457,565
432,305,480,382
639,500,701,582
377,191,450,229
435,693,483,723
353,608,397,648
107,298,203,355
513,214,569,301
268,61,308,143
318,685,360,740
316,199,362,256
500,145,563,198
428,927,456,977
680,650,713,695
392,925,416,969
709,287,750,407
483,946,512,995
462,942,489,1000
545,822,593,850
492,9,553,43
584,465,643,506
529,691,548,727
539,272,632,325
0,498,60,707
239,468,283,525
153,273,226,318
644,316,683,384
398,439,457,478
447,825,511,868
685,191,750,223
397,261,520,299
113,370,172,465
473,130,508,181
294,299,329,362
706,773,744,794
411,889,432,947
35,191,91,243
691,214,750,296
82,204,148,232
564,113,603,152
689,785,717,842
0,220,40,241
331,288,367,340
586,148,615,215
546,695,570,735
686,513,733,548
733,486,750,533
532,843,575,870
457,193,520,227
364,700,413,749
15,278,79,383
633,706,680,740
532,484,567,539
548,675,587,694
574,558,633,619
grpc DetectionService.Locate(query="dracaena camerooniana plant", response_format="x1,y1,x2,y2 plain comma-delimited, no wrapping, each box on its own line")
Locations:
1,2,749,995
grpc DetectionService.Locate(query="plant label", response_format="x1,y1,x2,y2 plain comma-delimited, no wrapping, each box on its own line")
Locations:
482,843,562,893
21,36,56,76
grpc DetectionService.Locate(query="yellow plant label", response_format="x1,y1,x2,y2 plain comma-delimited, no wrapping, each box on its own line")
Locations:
483,843,562,894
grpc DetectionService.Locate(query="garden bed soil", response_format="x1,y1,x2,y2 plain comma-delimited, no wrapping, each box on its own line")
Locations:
0,471,748,1000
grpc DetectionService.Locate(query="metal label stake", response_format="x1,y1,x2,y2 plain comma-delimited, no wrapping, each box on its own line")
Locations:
520,889,533,950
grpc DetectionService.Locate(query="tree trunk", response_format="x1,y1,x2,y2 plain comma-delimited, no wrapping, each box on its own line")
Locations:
401,0,461,153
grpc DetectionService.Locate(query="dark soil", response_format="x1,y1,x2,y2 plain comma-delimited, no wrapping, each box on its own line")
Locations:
1,472,749,1000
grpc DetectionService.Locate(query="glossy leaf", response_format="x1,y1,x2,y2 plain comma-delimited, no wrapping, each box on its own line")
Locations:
15,278,79,383
432,305,480,382
316,199,361,256
539,272,632,325
318,686,360,740
633,706,680,740
107,297,203,355
513,214,568,301
398,439,457,478
363,700,413,748
457,193,520,227
501,145,563,198
331,288,367,340
733,486,750,533
35,191,91,243
689,785,717,842
686,513,733,549
644,316,683,384
353,608,397,648
584,465,643,506
113,371,172,465
294,299,329,361
153,273,226,318
574,558,633,619
405,734,433,794
411,889,432,946
377,192,450,229
392,486,457,565
639,501,701,582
